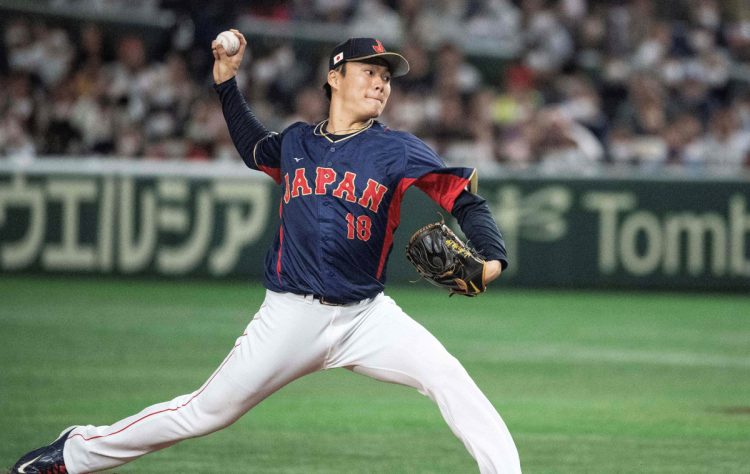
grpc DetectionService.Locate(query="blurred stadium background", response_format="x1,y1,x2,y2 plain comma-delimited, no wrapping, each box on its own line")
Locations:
1,0,749,472
3,0,750,172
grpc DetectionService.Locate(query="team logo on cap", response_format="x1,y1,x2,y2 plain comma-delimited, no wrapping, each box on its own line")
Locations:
372,39,385,53
333,52,344,65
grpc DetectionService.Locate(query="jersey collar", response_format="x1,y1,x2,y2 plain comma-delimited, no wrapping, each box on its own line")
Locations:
314,119,375,144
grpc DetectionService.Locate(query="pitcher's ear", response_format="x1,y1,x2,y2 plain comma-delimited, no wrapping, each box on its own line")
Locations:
327,69,339,90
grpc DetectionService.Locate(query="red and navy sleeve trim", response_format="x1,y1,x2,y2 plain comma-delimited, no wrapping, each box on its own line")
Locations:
252,133,282,184
414,167,477,212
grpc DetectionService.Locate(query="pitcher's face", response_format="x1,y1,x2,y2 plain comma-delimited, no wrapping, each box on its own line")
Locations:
334,61,392,119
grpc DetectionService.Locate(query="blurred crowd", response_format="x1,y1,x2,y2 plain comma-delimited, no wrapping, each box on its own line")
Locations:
3,0,750,175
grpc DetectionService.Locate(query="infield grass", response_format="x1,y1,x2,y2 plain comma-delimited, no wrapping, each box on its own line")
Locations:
1,276,749,473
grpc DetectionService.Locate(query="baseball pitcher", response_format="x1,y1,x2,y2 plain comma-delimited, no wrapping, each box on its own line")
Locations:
11,32,521,474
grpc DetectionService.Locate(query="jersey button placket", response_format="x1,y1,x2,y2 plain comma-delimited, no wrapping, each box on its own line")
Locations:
321,143,338,289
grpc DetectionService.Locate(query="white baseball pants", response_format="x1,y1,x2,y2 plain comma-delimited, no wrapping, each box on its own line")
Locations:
63,290,521,473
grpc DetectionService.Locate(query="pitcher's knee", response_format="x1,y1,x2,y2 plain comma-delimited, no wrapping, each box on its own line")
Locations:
420,355,472,393
177,399,241,437
170,385,254,437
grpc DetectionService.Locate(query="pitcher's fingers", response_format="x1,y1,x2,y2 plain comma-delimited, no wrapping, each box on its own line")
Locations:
231,30,247,57
230,29,246,45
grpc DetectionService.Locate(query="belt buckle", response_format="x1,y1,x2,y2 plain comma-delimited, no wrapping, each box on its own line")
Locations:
318,296,341,306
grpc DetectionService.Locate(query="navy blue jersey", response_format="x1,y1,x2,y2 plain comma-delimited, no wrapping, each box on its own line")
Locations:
215,78,506,303
251,120,477,302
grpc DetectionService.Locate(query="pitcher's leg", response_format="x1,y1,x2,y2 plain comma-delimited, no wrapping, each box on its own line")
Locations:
63,291,328,473
329,295,521,474
64,336,257,473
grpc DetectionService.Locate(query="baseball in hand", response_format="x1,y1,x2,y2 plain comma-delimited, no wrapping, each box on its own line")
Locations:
216,31,240,56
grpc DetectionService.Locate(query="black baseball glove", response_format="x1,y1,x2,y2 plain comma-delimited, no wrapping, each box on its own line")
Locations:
405,220,487,297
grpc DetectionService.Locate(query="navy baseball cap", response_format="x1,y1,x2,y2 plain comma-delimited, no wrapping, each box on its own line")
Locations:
328,38,410,77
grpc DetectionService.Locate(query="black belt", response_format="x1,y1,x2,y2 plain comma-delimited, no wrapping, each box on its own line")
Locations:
311,294,349,306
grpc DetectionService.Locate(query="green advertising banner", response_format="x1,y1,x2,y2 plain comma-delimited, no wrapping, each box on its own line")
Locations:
0,172,275,277
482,178,750,290
1,162,748,290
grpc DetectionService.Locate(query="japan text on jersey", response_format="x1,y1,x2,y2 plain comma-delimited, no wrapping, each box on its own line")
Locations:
247,120,477,303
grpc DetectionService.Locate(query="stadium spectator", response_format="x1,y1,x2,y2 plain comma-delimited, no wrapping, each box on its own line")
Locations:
522,0,574,76
434,42,482,95
686,105,750,173
283,86,327,127
349,0,402,43
0,114,36,160
527,108,604,173
396,41,434,94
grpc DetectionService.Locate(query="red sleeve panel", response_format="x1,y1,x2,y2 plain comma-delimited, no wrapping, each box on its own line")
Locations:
414,167,478,212
398,130,478,211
